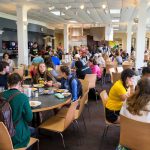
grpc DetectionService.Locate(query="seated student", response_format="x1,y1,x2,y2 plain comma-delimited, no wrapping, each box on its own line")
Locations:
105,69,135,124
89,58,102,80
50,50,60,66
45,57,59,80
53,65,82,102
2,52,15,72
31,53,44,64
0,61,10,90
142,67,150,78
120,77,150,123
2,73,33,149
33,62,56,86
75,60,92,79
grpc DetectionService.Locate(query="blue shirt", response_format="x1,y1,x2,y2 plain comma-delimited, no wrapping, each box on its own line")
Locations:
60,74,78,101
51,56,60,66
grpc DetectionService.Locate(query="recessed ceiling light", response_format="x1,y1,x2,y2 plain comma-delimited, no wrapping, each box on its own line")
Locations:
112,24,119,27
61,12,65,16
69,20,78,23
110,9,121,14
113,28,119,30
87,10,90,14
112,19,120,23
102,4,106,9
51,11,60,16
48,6,55,11
80,4,84,10
65,5,72,10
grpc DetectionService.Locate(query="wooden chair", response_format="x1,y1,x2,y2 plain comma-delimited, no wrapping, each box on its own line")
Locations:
39,100,78,149
109,68,116,83
99,91,119,143
117,66,123,73
122,61,133,70
0,122,39,150
112,72,121,84
120,115,150,150
84,74,98,102
56,91,89,130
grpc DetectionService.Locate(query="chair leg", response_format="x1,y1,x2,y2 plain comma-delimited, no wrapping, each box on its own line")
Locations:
36,140,39,150
94,88,99,103
74,120,82,145
86,103,91,121
81,114,87,131
59,132,66,149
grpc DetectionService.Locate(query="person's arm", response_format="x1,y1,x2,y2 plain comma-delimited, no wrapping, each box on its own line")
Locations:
71,79,78,101
22,95,33,122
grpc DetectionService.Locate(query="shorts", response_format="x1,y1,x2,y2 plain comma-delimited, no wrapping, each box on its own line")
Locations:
105,108,120,123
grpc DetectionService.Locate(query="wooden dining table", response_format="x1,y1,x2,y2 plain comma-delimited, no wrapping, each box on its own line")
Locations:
30,93,71,127
30,94,71,113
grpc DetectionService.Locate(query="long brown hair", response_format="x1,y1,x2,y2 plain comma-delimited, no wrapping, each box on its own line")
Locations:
35,62,55,83
127,77,150,115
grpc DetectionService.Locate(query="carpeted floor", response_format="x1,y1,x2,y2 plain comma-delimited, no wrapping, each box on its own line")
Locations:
38,81,120,150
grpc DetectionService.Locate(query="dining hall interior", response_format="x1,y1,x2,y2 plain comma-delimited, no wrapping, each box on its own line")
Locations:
0,0,150,150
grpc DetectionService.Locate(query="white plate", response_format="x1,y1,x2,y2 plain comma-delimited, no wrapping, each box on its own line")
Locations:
29,101,41,107
62,92,71,97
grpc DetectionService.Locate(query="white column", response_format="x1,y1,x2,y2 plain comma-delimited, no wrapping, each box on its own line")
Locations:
16,5,29,66
135,0,147,70
126,22,132,55
0,30,4,52
64,24,69,53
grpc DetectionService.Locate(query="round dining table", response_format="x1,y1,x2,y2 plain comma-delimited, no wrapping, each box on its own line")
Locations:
30,94,71,127
30,94,71,113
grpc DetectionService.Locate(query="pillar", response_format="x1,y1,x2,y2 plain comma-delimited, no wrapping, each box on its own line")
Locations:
126,22,132,55
135,0,147,70
64,24,69,53
0,30,4,53
16,5,29,65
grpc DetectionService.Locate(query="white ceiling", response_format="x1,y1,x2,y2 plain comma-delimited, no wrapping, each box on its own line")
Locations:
0,0,150,31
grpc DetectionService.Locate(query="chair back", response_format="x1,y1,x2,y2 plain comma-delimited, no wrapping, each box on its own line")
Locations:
84,74,97,89
78,90,89,118
0,122,13,150
79,79,89,94
64,100,78,129
79,79,89,104
117,66,123,73
109,68,116,83
100,90,108,107
112,72,121,84
120,115,150,150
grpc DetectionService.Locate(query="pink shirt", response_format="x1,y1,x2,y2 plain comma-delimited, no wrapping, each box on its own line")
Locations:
90,65,102,78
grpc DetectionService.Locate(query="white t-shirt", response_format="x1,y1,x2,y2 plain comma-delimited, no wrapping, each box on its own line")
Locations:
120,101,150,123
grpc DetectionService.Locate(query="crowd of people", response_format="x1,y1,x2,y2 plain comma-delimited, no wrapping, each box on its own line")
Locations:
0,41,150,150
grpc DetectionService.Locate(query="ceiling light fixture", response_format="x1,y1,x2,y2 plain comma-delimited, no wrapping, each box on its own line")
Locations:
113,28,119,31
48,6,55,11
87,10,90,14
80,4,85,10
65,5,72,10
112,24,119,27
110,9,121,14
112,19,120,23
51,11,61,16
69,20,78,23
102,4,106,9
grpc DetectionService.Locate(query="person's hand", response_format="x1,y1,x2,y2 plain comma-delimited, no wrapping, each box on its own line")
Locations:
45,81,53,87
53,82,61,88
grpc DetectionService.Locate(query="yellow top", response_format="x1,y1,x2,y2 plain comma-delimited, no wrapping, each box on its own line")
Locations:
106,80,127,111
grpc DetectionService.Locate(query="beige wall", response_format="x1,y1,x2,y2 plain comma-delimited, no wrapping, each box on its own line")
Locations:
114,32,127,50
54,33,64,50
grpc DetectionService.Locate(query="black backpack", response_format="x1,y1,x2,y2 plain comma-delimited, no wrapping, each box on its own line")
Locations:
0,92,20,137
69,76,82,98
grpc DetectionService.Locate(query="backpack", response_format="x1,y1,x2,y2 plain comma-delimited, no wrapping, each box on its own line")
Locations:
69,76,83,98
0,92,20,137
